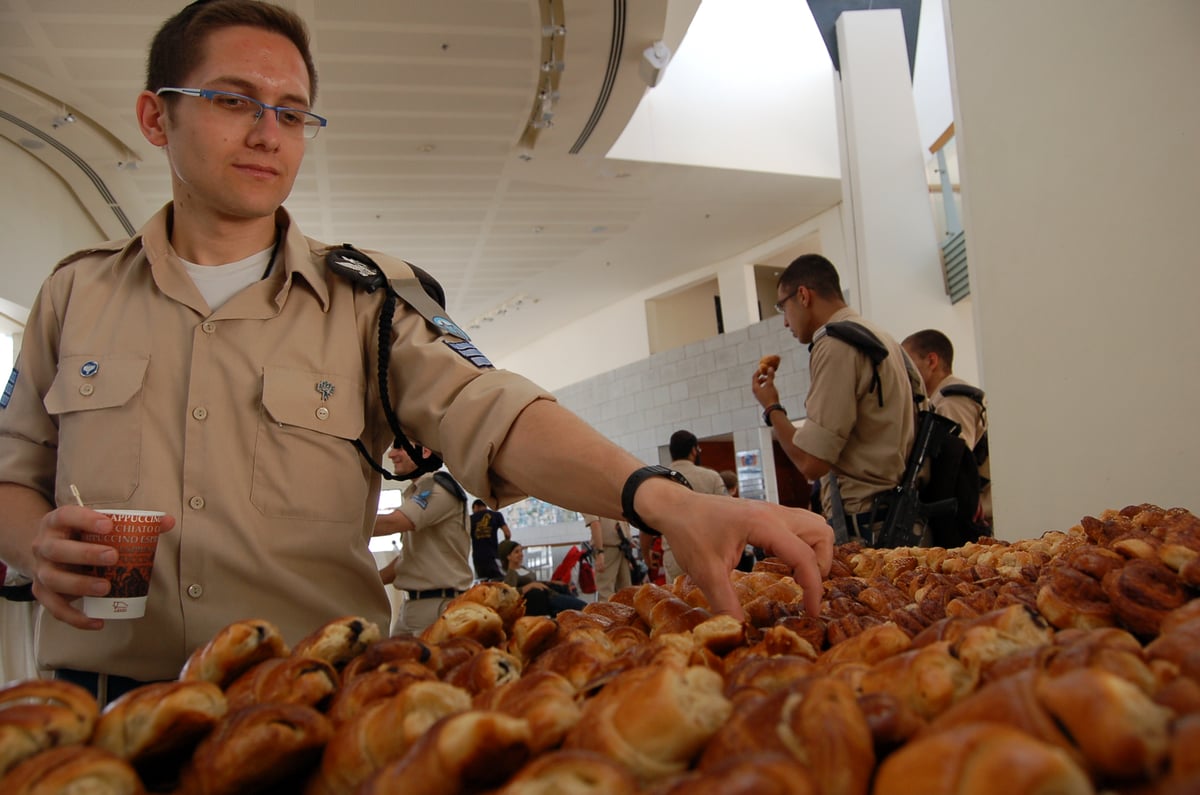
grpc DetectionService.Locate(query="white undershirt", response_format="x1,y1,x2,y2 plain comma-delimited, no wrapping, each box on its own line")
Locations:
181,246,273,310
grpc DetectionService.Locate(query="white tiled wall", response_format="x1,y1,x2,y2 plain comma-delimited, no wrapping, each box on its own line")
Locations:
554,316,812,480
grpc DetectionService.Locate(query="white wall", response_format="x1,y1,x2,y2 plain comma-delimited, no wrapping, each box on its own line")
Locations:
946,0,1200,537
609,0,841,179
1,139,104,312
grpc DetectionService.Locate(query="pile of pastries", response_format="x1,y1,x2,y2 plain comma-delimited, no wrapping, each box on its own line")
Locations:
2,503,1198,794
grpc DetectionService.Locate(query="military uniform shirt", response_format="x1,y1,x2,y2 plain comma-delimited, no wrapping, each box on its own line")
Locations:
792,307,916,516
0,204,553,681
390,474,473,593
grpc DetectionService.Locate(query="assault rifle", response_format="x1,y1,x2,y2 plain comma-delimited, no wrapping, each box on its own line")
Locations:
873,410,962,549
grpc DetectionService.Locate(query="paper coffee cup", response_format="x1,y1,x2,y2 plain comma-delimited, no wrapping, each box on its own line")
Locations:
80,510,166,620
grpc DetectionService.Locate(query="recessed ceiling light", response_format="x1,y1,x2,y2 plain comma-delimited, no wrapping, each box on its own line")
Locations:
531,226,544,234
591,226,607,233
18,138,44,150
417,144,436,153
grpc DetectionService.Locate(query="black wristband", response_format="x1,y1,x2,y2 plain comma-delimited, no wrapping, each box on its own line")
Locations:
762,403,786,427
620,465,692,537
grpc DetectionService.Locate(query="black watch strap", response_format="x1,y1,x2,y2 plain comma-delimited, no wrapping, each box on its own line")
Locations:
620,465,692,537
762,403,786,427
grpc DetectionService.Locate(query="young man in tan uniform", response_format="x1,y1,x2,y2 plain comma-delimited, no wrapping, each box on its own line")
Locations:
902,329,991,527
661,430,729,581
582,513,632,599
753,254,918,545
377,447,473,635
0,1,832,702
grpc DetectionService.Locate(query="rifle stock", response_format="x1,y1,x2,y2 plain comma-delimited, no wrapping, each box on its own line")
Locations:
875,411,961,548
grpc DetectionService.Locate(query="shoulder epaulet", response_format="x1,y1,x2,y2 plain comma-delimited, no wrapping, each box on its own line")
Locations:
323,243,470,340
432,471,467,503
814,320,890,407
51,239,130,273
939,383,985,405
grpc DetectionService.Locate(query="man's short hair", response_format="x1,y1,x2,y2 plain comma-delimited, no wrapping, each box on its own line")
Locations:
471,499,486,511
778,254,843,301
669,430,698,461
903,329,955,370
147,0,319,102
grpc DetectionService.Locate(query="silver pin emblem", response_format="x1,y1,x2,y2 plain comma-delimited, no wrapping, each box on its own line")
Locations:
80,361,99,377
316,380,335,401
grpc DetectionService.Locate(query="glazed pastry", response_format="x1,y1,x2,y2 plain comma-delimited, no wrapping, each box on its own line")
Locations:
874,722,1092,795
421,602,506,648
494,749,639,795
658,752,820,795
177,702,333,795
443,647,523,695
326,664,438,726
291,615,382,671
473,670,582,753
340,635,432,680
179,619,289,688
1101,558,1189,638
0,678,99,776
306,681,471,795
358,710,533,795
564,665,731,783
446,581,526,632
1,745,144,795
92,680,226,787
223,656,339,712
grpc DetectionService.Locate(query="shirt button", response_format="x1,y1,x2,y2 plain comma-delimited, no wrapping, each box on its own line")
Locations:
315,407,330,420
189,496,205,510
201,322,216,334
186,583,203,599
79,383,94,396
192,407,208,421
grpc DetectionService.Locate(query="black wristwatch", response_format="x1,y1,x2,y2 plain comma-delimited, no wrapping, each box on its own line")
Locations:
620,465,693,537
762,403,786,427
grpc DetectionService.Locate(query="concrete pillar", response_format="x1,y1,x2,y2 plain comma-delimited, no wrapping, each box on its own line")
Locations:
833,9,974,349
945,0,1200,536
716,260,758,333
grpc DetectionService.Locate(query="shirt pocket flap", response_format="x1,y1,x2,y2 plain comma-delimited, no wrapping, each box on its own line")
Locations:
262,366,364,440
45,355,150,415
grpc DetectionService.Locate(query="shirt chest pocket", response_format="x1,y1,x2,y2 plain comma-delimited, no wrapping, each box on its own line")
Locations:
252,366,368,521
44,354,149,506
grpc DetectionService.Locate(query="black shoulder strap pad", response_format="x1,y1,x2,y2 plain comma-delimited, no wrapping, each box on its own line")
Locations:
816,321,890,407
939,383,985,405
432,471,467,503
820,321,889,365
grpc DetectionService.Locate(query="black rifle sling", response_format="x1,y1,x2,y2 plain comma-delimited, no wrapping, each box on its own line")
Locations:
819,321,890,407
938,383,989,468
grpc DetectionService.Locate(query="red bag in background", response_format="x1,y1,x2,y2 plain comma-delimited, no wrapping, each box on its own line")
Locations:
577,558,596,594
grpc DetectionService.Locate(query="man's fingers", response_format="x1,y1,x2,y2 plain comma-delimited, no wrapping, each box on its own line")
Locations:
695,569,744,622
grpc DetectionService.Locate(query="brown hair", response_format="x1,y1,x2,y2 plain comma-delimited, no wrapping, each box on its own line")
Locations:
146,0,318,103
903,329,955,370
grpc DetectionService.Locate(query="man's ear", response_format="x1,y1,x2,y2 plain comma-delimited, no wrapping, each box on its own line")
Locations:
136,90,170,147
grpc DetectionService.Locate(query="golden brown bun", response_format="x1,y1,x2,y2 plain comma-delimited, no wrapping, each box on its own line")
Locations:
443,647,523,695
340,635,432,680
814,622,912,670
2,745,144,795
92,680,226,772
473,670,582,753
1034,667,1172,780
526,633,616,691
858,640,976,721
658,752,819,795
306,681,471,795
564,665,731,783
358,710,533,795
581,600,642,628
0,678,99,776
179,618,288,688
856,691,927,752
326,664,438,726
1102,558,1189,638
874,722,1093,795
177,702,333,795
723,654,816,705
291,615,382,671
421,602,506,648
448,581,526,632
495,749,638,795
506,615,559,667
224,656,339,712
427,637,486,677
757,354,781,375
701,676,873,795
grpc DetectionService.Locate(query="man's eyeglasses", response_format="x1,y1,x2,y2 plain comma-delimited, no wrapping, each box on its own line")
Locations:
774,287,801,314
156,87,327,139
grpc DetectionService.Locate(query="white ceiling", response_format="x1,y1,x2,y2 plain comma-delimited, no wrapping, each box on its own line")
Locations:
0,0,841,362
